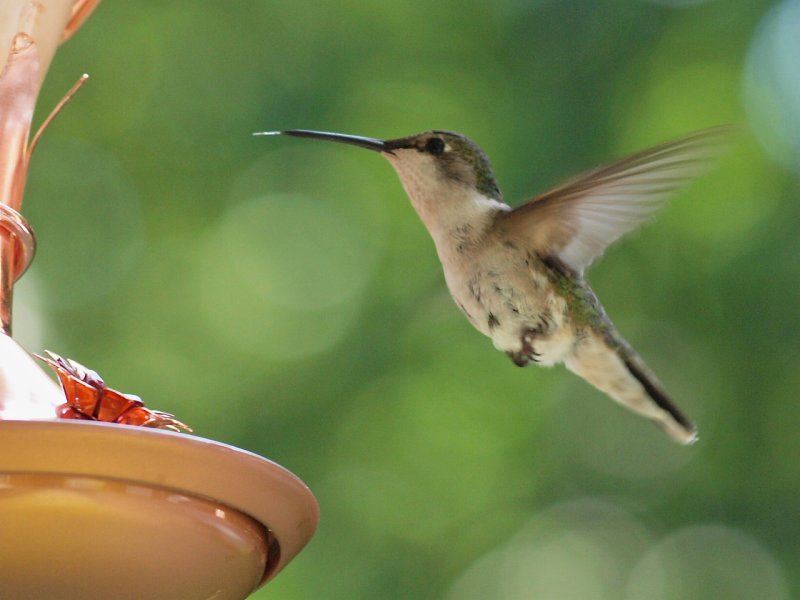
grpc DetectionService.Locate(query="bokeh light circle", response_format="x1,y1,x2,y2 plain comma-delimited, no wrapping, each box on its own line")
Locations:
219,193,372,310
743,0,800,172
446,499,652,600
625,525,788,600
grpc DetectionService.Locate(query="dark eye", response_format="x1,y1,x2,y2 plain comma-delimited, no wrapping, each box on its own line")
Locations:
425,137,445,155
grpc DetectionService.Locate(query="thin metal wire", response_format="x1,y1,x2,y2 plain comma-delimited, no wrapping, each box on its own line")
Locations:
28,74,88,157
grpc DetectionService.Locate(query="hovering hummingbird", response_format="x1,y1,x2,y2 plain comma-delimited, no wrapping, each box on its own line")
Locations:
257,126,731,444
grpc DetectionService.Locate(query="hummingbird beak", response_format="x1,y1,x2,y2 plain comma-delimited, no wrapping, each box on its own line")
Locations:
254,129,392,154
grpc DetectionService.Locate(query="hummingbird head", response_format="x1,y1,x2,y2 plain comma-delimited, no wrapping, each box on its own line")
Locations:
257,129,506,247
380,131,502,203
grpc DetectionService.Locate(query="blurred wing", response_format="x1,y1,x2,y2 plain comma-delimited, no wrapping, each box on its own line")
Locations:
499,126,733,273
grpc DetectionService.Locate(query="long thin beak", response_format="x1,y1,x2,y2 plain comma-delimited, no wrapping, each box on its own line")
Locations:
254,129,389,153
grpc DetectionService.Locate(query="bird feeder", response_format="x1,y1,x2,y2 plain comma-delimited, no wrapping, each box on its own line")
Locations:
0,3,318,598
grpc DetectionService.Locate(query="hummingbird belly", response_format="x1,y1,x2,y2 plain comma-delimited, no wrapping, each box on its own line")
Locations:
446,250,575,367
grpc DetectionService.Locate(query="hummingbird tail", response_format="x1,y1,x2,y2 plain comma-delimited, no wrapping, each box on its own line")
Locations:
619,351,698,444
564,334,698,445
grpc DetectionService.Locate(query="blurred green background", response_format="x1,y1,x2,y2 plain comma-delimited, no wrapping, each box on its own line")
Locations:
15,0,800,598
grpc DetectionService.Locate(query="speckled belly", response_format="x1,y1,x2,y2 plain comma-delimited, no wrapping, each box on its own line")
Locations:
445,253,576,367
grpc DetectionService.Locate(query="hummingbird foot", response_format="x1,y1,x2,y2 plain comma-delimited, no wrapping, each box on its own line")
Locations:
506,328,542,367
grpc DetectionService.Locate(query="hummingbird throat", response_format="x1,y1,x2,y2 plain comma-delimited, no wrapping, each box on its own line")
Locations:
385,151,507,252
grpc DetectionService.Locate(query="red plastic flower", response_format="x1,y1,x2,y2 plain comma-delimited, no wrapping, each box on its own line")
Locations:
36,351,191,432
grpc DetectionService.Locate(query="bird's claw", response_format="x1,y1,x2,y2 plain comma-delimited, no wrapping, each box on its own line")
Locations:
507,328,542,366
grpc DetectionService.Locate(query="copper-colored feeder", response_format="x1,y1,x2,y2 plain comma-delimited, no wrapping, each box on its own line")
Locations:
0,336,319,600
0,3,319,598
0,418,319,600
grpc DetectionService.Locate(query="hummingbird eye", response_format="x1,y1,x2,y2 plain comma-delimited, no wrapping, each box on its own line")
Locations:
425,137,446,155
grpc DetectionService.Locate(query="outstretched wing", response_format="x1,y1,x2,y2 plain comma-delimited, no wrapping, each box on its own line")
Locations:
497,126,733,274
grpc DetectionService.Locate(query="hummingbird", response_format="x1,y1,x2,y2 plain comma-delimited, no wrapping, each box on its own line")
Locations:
257,126,731,444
